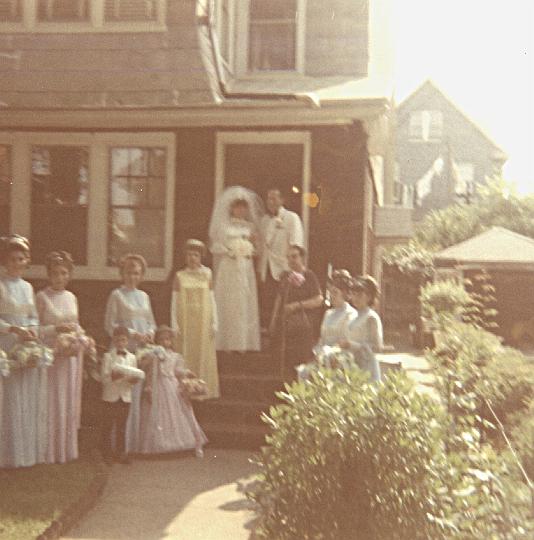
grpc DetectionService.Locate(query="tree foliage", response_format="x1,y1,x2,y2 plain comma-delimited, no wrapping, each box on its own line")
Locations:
386,179,534,275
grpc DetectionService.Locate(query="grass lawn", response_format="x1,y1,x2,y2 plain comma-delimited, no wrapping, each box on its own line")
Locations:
0,457,100,540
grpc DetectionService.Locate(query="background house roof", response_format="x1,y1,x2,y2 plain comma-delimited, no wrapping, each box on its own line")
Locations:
397,80,507,160
435,226,534,265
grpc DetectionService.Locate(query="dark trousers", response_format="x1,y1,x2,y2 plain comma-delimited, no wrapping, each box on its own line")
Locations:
260,270,280,328
101,399,130,457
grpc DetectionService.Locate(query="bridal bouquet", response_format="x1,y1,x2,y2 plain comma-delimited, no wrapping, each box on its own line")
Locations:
0,349,9,377
9,342,54,370
227,237,254,259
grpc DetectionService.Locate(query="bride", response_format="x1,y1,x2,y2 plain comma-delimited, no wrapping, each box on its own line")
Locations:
209,186,263,352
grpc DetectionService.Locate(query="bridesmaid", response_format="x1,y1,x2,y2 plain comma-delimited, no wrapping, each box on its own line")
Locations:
318,270,357,347
340,276,383,382
104,253,156,454
36,251,82,464
139,325,207,456
0,235,47,468
171,239,220,400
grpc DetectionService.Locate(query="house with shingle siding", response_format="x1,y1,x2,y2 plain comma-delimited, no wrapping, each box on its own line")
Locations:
0,0,394,337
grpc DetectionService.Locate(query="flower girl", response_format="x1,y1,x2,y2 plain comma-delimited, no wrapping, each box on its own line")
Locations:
139,325,207,456
104,253,156,453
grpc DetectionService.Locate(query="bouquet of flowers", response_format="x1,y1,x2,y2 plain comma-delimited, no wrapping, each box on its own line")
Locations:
9,342,54,370
0,349,9,377
181,376,208,400
55,331,96,358
296,345,355,382
136,345,167,366
227,237,254,259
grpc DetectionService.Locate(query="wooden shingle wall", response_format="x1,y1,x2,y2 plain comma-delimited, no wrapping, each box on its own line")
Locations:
0,0,217,108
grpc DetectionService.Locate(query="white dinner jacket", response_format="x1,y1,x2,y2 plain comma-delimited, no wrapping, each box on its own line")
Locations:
101,348,137,403
259,206,304,282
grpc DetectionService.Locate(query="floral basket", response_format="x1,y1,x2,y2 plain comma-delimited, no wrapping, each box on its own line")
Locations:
0,349,9,377
9,342,54,370
181,377,208,400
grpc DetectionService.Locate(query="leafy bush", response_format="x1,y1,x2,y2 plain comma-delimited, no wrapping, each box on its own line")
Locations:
420,279,472,322
248,368,529,539
511,400,534,480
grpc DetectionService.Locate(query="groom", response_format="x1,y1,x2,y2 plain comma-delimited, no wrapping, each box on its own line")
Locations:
259,188,304,327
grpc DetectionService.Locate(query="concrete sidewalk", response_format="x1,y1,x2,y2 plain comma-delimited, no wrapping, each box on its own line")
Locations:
62,450,258,540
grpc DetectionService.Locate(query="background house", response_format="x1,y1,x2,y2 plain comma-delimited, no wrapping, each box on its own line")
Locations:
0,0,394,340
395,80,507,220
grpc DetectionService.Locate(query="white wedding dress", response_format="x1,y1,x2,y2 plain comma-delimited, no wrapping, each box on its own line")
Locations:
212,219,261,352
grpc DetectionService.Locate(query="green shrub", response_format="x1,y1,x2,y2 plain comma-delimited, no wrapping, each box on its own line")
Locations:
420,279,472,322
511,400,534,481
248,368,530,539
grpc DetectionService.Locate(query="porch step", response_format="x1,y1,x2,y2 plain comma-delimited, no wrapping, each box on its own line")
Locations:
194,398,275,427
217,351,279,376
219,373,286,402
202,421,269,450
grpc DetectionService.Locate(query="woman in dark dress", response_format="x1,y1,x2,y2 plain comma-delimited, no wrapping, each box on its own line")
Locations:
269,246,324,378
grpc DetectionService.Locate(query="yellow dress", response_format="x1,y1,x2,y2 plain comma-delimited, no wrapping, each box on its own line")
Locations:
172,266,220,400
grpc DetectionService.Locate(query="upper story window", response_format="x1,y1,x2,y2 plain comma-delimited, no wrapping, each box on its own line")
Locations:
0,145,12,235
454,162,475,198
0,0,166,31
104,0,158,22
0,0,22,21
37,0,89,22
409,110,443,142
235,0,306,77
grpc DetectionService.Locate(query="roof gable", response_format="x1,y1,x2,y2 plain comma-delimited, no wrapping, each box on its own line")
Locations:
397,80,507,159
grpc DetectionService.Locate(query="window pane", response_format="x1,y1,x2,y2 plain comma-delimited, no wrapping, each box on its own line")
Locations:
104,0,158,21
0,145,11,235
249,22,296,71
109,208,165,267
31,146,89,264
250,0,297,21
37,0,89,21
0,0,21,22
109,147,166,267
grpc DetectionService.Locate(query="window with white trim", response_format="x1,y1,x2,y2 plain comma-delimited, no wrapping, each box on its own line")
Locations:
108,147,166,267
31,145,89,264
1,132,175,281
0,0,166,31
235,0,306,76
0,0,22,21
37,0,89,22
0,145,11,235
409,110,443,142
217,0,235,70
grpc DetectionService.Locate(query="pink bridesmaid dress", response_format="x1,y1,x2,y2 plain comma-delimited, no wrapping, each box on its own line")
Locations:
36,287,83,463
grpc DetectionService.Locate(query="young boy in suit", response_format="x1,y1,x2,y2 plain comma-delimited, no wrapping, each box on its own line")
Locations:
101,326,139,465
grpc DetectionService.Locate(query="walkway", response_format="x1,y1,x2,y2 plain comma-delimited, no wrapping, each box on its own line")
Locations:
62,450,257,540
